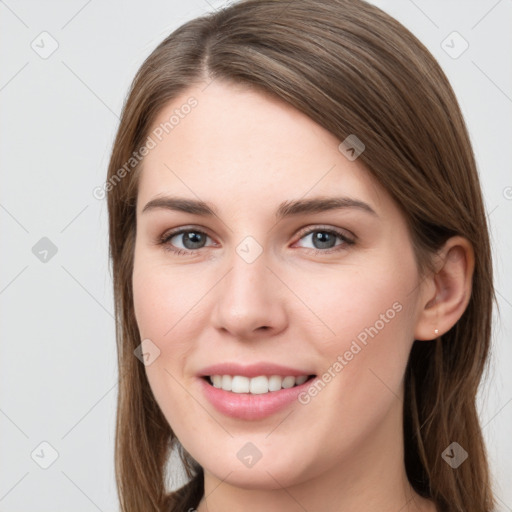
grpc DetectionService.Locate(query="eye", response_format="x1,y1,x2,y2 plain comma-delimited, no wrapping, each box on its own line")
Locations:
158,225,355,256
159,227,215,256
294,226,354,253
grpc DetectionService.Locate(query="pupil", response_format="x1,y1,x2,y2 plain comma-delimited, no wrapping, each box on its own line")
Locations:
180,231,336,250
314,231,335,249
184,232,204,249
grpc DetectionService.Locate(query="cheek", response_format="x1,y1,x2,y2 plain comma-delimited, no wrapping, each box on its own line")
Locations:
287,270,417,465
297,262,414,350
133,256,171,337
132,264,202,439
300,260,417,399
132,257,214,393
132,258,206,345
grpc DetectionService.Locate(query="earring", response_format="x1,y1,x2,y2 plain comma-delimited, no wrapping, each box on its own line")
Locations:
434,328,439,335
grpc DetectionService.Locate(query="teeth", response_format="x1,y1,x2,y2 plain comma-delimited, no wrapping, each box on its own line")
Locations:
249,375,268,394
209,374,310,394
231,376,250,393
221,375,232,391
281,376,295,389
268,375,282,392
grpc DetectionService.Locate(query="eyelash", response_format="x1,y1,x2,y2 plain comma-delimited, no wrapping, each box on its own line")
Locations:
157,225,355,257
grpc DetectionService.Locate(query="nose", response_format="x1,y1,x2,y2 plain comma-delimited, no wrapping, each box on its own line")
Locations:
210,249,288,340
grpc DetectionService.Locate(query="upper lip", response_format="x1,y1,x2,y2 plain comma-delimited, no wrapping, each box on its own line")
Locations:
198,362,314,378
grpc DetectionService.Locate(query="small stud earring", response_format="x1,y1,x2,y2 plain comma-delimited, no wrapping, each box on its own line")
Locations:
434,329,439,335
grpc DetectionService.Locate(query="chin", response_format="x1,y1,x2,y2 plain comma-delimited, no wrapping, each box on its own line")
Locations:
192,438,317,491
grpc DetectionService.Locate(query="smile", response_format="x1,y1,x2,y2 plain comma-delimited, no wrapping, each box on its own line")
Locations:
207,374,311,394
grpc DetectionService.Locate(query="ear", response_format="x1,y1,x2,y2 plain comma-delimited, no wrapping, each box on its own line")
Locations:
414,236,475,341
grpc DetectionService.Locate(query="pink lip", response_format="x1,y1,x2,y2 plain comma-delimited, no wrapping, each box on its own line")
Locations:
198,362,312,378
197,362,316,421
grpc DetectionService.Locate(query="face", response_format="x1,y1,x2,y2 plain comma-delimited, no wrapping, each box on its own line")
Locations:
132,80,426,490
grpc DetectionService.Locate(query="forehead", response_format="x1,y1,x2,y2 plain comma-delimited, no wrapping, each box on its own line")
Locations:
136,80,388,217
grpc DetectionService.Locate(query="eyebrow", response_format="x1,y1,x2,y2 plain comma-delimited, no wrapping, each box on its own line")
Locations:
141,195,378,219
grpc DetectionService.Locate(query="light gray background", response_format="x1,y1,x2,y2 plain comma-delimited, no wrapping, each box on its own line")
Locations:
0,0,511,510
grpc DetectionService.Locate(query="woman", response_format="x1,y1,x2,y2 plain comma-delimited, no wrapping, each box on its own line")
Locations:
106,0,496,510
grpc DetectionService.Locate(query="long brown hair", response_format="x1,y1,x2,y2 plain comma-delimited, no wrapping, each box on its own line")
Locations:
106,1,496,510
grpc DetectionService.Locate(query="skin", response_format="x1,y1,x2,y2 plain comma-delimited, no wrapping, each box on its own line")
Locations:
132,80,474,512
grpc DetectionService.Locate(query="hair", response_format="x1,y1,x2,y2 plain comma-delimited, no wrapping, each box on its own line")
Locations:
106,0,497,510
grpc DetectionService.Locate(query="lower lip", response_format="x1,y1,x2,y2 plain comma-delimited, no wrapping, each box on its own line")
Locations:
199,377,314,420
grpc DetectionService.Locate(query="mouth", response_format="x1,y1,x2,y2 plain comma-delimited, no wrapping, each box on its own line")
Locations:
203,374,316,394
197,363,318,420
197,362,318,419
